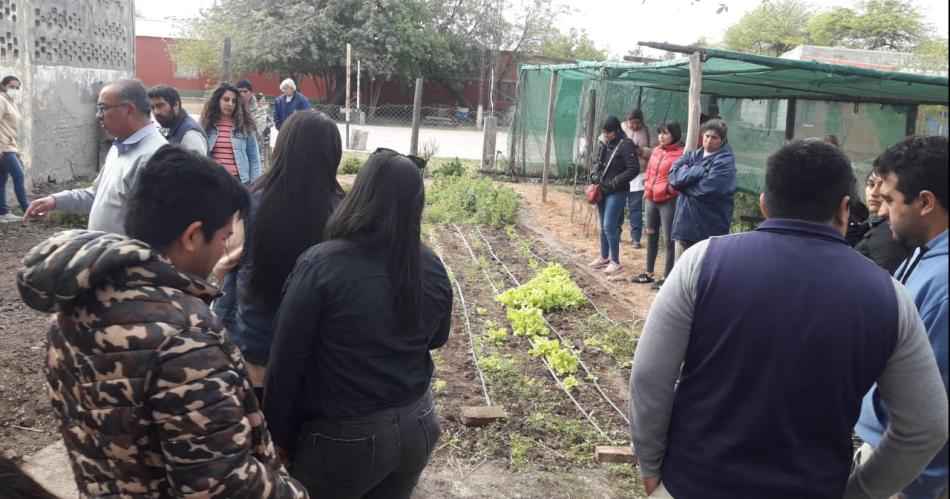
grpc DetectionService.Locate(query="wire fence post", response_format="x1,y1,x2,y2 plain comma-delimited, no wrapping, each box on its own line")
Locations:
410,78,423,156
685,52,703,152
541,70,559,202
345,43,352,150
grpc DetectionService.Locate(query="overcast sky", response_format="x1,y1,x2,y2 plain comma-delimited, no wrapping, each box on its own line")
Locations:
138,0,949,58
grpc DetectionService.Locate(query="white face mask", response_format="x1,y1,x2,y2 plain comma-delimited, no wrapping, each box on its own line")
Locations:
5,88,19,99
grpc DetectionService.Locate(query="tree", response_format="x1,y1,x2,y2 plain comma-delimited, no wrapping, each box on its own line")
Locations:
722,0,814,55
807,0,925,51
537,28,607,61
907,38,949,73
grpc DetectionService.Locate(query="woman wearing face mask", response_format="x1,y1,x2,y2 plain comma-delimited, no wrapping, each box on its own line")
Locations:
0,75,29,222
853,171,911,273
200,82,262,185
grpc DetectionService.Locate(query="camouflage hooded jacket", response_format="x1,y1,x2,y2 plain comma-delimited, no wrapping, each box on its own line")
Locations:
17,230,307,498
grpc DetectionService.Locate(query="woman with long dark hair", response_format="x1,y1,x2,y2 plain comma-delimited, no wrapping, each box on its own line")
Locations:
212,110,344,400
264,150,453,499
200,82,262,184
632,120,684,289
0,75,28,222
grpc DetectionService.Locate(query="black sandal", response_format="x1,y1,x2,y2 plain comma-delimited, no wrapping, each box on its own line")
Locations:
650,278,665,290
631,273,654,284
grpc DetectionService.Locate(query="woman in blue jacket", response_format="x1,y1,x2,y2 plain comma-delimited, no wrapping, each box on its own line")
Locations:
200,82,262,185
668,119,737,261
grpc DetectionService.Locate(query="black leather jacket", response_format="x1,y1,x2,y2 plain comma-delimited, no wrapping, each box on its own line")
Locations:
590,135,640,194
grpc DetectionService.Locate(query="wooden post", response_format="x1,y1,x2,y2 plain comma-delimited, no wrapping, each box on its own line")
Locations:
482,116,498,172
906,105,919,136
785,99,797,141
684,52,703,152
541,70,558,202
345,43,351,149
410,78,424,156
571,87,597,223
221,37,232,82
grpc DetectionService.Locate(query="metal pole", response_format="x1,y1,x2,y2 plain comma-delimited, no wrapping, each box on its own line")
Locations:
345,44,352,149
221,37,231,82
684,52,703,152
541,70,558,202
356,59,361,124
410,78,423,156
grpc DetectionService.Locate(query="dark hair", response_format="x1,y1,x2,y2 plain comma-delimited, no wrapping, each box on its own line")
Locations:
701,119,728,143
627,109,644,122
200,82,256,136
602,116,622,133
125,145,250,250
764,139,855,223
657,120,682,145
324,151,425,332
0,456,57,499
235,79,253,91
111,78,151,118
247,110,344,308
873,135,948,211
1,75,19,87
147,84,182,108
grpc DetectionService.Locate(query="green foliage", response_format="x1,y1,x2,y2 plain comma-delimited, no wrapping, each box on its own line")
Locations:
908,38,949,73
538,28,608,61
506,306,549,338
495,263,586,312
424,176,520,228
547,348,579,376
730,191,764,234
562,375,579,391
432,379,448,392
50,212,89,228
807,0,925,51
339,157,363,175
581,315,639,367
723,0,814,55
486,326,509,346
433,157,465,177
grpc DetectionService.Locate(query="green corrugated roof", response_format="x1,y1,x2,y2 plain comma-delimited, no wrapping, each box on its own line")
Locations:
520,48,949,105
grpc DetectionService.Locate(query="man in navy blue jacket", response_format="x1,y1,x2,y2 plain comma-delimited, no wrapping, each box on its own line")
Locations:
668,119,737,263
630,139,948,499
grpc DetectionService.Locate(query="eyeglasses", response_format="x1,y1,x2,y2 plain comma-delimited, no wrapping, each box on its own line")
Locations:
96,101,129,114
373,147,427,171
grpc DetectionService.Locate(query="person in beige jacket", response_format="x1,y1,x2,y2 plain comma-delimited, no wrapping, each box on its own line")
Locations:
0,75,29,222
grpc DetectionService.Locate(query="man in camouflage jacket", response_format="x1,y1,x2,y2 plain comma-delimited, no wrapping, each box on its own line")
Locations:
17,145,307,498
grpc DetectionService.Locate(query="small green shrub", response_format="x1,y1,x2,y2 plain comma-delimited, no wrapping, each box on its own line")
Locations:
433,157,465,177
424,175,520,228
339,157,363,175
50,212,89,228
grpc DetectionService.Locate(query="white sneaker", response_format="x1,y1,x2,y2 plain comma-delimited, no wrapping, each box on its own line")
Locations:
588,256,609,269
0,212,21,223
604,261,622,274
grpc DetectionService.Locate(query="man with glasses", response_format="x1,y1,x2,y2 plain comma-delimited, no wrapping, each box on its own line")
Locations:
24,79,166,235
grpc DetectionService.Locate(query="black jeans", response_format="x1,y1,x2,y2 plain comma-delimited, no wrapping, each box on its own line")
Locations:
291,391,441,499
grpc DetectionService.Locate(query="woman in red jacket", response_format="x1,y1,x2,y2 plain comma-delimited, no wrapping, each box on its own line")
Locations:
632,121,684,289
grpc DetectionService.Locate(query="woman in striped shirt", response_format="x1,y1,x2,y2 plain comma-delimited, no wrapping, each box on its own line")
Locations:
201,82,262,185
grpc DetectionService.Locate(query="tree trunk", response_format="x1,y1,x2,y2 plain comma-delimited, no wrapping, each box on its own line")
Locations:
437,79,472,109
326,70,347,105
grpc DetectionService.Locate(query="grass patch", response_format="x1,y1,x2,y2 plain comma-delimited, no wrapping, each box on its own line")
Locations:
580,315,639,369
425,175,520,228
49,212,89,228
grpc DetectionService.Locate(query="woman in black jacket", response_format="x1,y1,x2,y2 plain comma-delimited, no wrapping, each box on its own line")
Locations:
264,150,453,499
589,116,640,274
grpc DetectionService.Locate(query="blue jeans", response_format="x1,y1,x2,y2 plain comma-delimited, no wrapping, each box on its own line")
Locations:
0,152,29,215
597,191,627,263
626,190,644,243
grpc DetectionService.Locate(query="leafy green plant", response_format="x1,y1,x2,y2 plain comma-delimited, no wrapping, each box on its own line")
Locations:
548,348,579,376
339,156,363,175
487,326,509,346
424,175,520,228
432,379,447,392
50,212,89,228
506,306,548,338
495,263,586,312
433,157,465,177
562,375,579,391
529,337,561,359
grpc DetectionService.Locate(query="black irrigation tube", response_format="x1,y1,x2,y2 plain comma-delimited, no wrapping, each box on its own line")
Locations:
452,224,615,444
428,231,493,407
505,228,620,327
474,225,630,427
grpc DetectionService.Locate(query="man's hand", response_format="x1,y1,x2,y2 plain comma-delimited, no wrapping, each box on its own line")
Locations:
23,196,56,221
642,475,661,495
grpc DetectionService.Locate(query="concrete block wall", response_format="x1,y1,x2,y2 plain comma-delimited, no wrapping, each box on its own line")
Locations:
0,0,134,189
